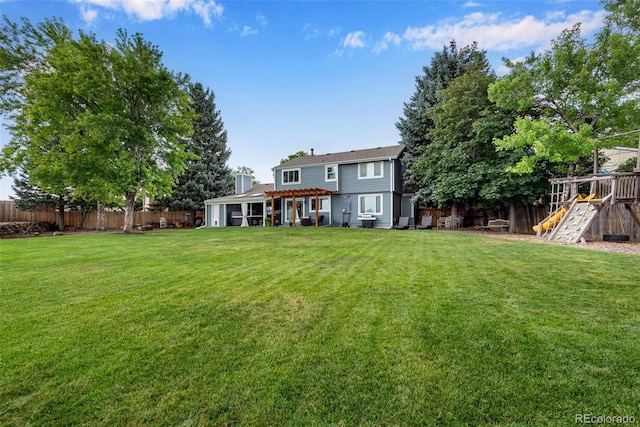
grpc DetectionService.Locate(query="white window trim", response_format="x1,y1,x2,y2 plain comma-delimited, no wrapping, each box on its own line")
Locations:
311,196,331,212
282,168,301,185
358,161,384,180
358,194,383,215
284,198,305,223
325,164,337,182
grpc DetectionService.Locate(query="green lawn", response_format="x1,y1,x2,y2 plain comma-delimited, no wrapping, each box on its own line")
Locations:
1,228,639,426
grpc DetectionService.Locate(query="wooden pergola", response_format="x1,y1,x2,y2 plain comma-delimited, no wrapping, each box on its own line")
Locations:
264,188,338,227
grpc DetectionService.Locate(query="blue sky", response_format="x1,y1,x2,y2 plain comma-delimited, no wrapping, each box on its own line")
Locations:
0,0,605,199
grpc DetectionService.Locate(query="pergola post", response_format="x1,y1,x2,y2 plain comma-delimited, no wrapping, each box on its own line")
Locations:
264,188,338,228
270,197,275,227
291,196,296,226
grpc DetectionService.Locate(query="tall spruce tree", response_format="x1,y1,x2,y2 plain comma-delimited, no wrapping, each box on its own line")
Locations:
159,82,233,222
11,171,69,230
396,41,485,195
11,171,98,230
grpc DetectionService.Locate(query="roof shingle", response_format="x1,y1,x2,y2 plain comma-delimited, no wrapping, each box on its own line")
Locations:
275,144,405,169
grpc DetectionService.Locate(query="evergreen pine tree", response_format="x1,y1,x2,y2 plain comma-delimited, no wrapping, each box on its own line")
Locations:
11,171,69,230
159,82,233,223
396,41,484,196
11,171,98,230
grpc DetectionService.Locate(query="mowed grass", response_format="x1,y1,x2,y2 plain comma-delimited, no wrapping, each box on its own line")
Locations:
1,228,639,426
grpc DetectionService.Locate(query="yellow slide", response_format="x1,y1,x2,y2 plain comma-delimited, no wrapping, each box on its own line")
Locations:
533,194,595,233
533,207,567,233
577,193,596,202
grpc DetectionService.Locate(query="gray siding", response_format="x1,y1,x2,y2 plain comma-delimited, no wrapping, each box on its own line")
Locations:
219,204,228,227
335,161,393,228
271,155,404,228
393,193,402,224
274,164,338,191
338,161,392,194
329,193,393,228
205,205,212,227
401,195,414,218
393,158,404,193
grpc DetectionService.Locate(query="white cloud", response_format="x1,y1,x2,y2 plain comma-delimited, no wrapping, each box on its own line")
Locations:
191,0,224,26
403,9,606,52
304,23,341,40
462,1,480,7
227,14,264,38
240,26,258,37
256,14,268,26
373,31,401,54
70,0,223,26
343,30,366,49
79,5,100,26
327,28,341,38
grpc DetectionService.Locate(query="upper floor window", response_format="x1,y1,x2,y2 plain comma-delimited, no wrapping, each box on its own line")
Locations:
358,161,383,179
325,165,337,182
282,168,300,185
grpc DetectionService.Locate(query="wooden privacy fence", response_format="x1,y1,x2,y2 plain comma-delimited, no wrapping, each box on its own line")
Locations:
418,203,548,235
0,201,203,230
0,201,55,223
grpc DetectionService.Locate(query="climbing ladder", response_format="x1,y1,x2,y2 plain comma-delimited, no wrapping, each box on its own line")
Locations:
625,203,640,228
547,196,608,243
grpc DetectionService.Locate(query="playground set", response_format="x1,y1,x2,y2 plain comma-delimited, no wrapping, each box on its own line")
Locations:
534,172,640,243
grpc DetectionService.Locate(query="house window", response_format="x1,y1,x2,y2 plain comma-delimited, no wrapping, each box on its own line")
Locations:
310,196,330,212
358,194,383,215
358,161,383,179
325,165,337,182
282,168,300,185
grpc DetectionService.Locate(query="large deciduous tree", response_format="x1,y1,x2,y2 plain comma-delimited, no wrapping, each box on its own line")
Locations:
156,82,234,221
0,18,193,233
280,151,308,165
489,8,640,176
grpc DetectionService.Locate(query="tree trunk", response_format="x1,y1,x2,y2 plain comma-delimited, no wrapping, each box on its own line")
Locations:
57,200,65,231
122,191,137,233
508,201,516,233
451,202,459,218
96,201,105,231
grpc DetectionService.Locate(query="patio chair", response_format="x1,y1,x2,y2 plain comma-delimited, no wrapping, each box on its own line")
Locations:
437,216,448,230
392,216,410,229
416,215,433,229
444,216,456,230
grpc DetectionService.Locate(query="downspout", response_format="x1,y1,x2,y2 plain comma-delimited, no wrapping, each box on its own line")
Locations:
197,203,209,229
389,157,394,229
333,166,338,226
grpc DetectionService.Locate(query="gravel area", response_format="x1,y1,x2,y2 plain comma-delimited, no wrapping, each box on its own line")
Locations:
456,229,640,255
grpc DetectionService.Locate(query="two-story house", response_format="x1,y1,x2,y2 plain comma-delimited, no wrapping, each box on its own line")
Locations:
204,144,411,228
